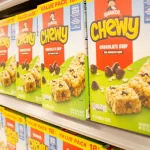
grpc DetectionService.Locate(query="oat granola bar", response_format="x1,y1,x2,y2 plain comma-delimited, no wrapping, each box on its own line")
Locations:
23,73,36,92
129,76,150,108
106,84,141,114
71,53,85,66
30,68,41,87
7,66,16,83
63,71,85,97
0,71,11,87
50,79,71,102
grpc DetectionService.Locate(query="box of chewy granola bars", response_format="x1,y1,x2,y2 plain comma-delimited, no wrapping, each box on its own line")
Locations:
0,17,16,96
0,106,7,149
38,0,89,119
16,9,42,104
3,109,27,150
27,117,122,150
87,0,150,135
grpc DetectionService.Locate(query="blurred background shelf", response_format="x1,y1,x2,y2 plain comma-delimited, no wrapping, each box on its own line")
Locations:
0,94,149,150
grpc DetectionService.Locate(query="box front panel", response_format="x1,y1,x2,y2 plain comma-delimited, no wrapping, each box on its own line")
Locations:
16,10,42,104
87,0,150,135
39,0,89,120
0,17,16,96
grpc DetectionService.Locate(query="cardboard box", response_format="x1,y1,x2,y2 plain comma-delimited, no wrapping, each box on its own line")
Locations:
0,106,7,149
3,109,27,150
87,0,150,135
27,117,121,150
0,17,16,96
16,9,42,104
38,0,89,119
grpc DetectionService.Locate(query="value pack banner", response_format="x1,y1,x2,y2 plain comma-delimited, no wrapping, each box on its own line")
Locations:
0,17,16,96
3,109,27,150
27,117,122,150
38,0,89,120
16,9,42,104
87,0,150,135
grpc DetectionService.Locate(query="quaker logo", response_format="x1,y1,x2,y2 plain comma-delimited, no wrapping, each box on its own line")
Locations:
0,28,5,37
22,21,29,32
104,0,120,17
48,12,57,27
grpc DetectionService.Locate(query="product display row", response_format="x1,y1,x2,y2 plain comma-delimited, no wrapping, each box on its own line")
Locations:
0,0,150,138
0,106,123,150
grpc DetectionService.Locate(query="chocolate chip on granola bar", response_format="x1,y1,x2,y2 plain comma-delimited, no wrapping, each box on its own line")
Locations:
49,64,54,73
17,72,20,78
80,61,84,65
26,63,29,70
62,92,65,97
59,84,63,87
41,63,45,71
55,66,60,74
126,102,132,109
141,73,149,77
105,66,113,77
121,91,128,96
110,86,116,90
42,76,46,84
91,81,99,90
90,64,97,74
147,81,150,85
112,62,120,73
116,69,125,79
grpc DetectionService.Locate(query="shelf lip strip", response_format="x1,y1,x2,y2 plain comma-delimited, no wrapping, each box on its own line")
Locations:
0,94,149,150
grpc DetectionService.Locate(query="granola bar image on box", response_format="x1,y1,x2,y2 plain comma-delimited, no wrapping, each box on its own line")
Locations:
129,76,150,108
71,53,85,67
22,73,36,92
7,66,16,83
0,71,11,87
50,78,71,102
30,68,41,87
106,84,141,115
63,70,85,97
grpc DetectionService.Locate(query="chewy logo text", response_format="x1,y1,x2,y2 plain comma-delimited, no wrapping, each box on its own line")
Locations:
16,32,36,47
90,16,140,41
40,26,68,45
28,138,48,150
0,37,10,48
5,126,18,146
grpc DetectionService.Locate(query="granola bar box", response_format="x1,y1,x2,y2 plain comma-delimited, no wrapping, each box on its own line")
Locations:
16,9,42,104
3,109,27,150
0,17,16,96
38,0,89,120
87,0,150,135
27,117,118,150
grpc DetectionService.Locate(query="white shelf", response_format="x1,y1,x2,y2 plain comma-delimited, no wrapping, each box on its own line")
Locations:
0,94,149,150
0,0,29,11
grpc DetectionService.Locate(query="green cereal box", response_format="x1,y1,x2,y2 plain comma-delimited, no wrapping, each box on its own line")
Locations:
38,0,89,120
87,0,150,135
0,17,16,96
16,9,42,104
